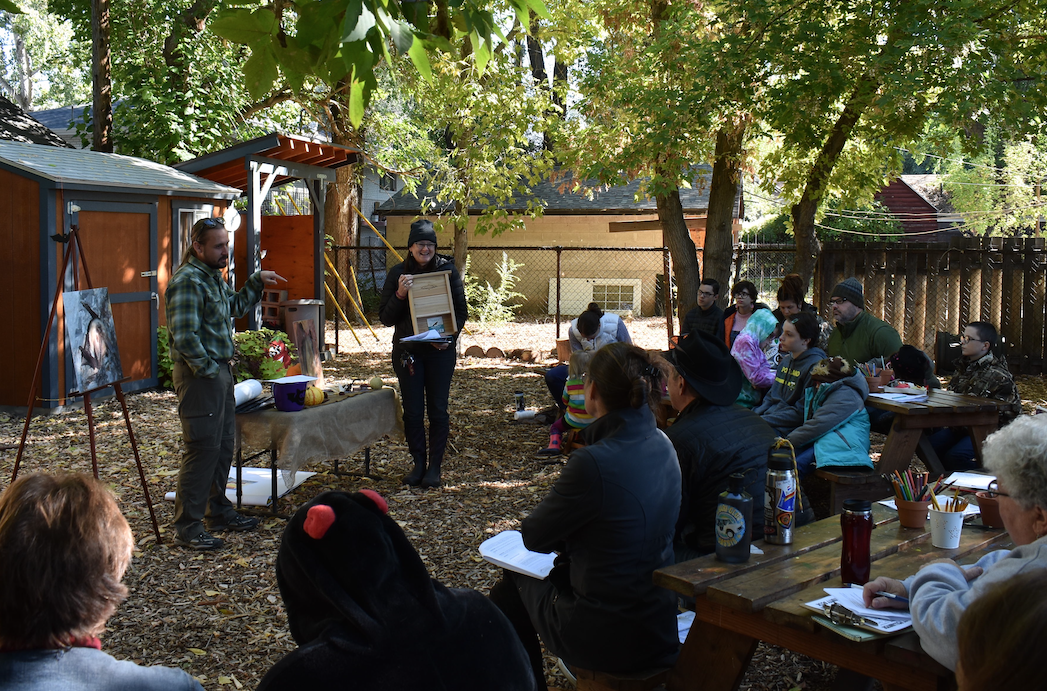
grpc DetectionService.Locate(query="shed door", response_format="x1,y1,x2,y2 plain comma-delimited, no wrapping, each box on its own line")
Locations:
70,201,158,392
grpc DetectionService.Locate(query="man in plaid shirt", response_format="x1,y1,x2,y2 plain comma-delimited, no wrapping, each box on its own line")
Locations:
166,217,285,550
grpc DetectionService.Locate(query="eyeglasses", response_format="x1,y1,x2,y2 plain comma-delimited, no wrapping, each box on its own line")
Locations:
959,335,987,344
734,293,753,300
698,290,716,298
987,481,1012,498
413,242,436,249
829,298,849,306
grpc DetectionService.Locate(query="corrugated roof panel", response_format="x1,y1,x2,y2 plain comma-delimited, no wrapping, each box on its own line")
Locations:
0,140,241,197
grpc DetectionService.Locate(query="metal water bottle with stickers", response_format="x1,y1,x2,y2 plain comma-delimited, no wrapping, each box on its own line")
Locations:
764,447,798,545
715,472,752,563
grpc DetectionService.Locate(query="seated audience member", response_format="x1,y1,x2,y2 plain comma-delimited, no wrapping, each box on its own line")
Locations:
0,473,203,691
490,344,680,690
722,280,771,348
259,489,535,691
929,321,1021,471
754,312,827,436
662,331,775,561
731,308,780,408
825,277,902,365
681,278,724,341
788,357,872,477
771,273,832,349
863,415,1047,673
538,350,594,457
955,569,1047,691
544,302,632,412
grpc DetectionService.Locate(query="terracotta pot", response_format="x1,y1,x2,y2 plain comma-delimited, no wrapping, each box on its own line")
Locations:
976,491,1005,528
895,499,931,529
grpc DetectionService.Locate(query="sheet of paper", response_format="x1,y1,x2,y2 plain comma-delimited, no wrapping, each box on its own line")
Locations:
479,530,556,580
401,329,452,343
878,498,981,517
677,611,695,644
803,588,912,634
943,472,997,492
869,392,928,403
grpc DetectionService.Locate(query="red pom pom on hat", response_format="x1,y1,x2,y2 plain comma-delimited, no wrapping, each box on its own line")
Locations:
303,504,336,539
359,489,388,514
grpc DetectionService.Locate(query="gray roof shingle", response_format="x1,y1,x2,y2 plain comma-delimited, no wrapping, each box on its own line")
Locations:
0,96,72,148
0,140,241,197
378,165,741,215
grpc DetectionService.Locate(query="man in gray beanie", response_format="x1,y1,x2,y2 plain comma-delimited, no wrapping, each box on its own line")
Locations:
825,276,901,365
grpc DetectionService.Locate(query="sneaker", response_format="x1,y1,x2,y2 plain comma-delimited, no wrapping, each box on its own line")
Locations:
174,531,224,551
207,513,260,533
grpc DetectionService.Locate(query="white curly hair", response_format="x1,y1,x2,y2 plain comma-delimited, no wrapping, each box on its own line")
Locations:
983,415,1047,511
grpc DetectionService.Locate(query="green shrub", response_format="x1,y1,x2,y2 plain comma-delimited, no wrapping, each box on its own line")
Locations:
232,328,297,382
463,252,526,324
157,325,174,389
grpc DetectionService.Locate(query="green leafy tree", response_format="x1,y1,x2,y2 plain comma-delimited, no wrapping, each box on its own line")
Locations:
0,0,89,109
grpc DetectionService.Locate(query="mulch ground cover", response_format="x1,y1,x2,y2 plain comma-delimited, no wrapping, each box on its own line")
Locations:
2,316,1044,690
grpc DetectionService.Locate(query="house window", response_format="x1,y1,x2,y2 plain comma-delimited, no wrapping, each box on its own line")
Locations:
379,173,397,191
592,284,635,312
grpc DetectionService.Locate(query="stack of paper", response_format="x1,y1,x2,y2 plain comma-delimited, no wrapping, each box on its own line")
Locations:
479,530,556,580
804,587,912,634
943,471,996,492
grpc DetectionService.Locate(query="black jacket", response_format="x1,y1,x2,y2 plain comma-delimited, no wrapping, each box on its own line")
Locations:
681,303,725,341
379,253,468,349
665,400,776,554
518,406,681,673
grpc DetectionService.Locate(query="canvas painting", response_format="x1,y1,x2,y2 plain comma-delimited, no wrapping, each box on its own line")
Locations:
63,288,123,393
293,318,323,386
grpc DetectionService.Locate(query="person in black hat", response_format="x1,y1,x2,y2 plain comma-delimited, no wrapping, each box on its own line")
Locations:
257,489,535,691
661,330,777,562
379,219,468,488
824,276,902,365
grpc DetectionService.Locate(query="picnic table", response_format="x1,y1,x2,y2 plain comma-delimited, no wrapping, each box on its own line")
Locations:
655,504,1010,691
867,389,1021,476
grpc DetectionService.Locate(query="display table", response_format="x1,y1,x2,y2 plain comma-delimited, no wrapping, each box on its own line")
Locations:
235,387,403,513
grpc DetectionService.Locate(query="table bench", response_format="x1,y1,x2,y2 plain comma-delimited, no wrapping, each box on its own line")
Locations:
815,390,1020,514
654,504,1010,691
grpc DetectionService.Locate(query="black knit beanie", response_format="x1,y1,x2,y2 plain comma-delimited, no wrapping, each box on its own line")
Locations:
407,219,438,247
831,277,865,309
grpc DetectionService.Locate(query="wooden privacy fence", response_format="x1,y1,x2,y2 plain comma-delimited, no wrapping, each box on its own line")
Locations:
814,237,1047,375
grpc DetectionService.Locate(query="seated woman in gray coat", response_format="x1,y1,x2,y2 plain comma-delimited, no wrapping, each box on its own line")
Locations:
490,343,681,689
754,312,827,436
788,356,872,476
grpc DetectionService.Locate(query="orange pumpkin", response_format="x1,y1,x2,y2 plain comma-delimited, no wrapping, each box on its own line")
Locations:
304,386,324,406
286,363,302,376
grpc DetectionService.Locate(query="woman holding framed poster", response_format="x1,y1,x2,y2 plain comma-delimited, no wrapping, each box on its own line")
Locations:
379,220,468,488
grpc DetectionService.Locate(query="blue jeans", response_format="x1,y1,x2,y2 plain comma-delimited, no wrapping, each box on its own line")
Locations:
795,445,817,477
928,428,976,471
544,364,569,411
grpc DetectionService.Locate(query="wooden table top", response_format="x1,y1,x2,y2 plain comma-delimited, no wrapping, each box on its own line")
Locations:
867,388,1020,416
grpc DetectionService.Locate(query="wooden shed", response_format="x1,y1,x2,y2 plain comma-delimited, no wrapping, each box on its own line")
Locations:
0,140,240,410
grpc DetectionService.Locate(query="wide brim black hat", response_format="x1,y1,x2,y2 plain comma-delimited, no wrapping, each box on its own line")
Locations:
662,330,745,406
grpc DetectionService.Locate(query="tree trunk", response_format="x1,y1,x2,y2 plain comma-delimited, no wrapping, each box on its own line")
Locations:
452,200,468,273
14,34,31,108
656,186,699,326
324,105,364,321
791,76,879,285
704,122,747,298
91,0,113,152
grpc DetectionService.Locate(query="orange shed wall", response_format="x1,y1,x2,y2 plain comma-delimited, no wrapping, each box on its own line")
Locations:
157,198,172,325
232,213,315,331
1,169,42,407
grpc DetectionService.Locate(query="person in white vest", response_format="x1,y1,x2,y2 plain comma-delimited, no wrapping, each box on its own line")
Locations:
544,303,632,412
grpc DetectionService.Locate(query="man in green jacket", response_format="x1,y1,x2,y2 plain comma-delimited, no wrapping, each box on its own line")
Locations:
824,277,902,366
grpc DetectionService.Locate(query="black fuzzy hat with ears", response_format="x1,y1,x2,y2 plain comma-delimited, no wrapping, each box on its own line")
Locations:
258,490,536,691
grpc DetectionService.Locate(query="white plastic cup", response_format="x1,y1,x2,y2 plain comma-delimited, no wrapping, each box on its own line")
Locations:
929,509,964,549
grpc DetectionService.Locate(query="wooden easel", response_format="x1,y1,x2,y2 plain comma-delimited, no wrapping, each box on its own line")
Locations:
11,225,162,543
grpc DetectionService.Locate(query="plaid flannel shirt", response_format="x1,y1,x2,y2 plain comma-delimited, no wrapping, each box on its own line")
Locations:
165,256,264,379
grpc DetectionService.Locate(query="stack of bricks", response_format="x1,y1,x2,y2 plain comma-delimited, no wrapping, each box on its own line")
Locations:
261,289,288,330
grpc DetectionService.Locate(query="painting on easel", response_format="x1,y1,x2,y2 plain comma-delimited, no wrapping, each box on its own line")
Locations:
63,288,123,393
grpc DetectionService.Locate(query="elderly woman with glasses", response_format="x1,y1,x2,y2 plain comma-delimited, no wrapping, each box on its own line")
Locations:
379,219,468,489
862,414,1047,672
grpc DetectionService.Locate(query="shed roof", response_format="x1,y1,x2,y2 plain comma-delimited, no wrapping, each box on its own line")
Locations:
175,132,360,192
378,165,742,216
0,96,72,148
899,175,955,213
0,140,241,198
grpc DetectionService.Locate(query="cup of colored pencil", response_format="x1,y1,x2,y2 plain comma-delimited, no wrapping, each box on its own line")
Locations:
886,471,940,529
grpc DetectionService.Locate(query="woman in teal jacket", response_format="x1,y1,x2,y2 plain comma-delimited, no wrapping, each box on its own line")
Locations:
787,356,872,476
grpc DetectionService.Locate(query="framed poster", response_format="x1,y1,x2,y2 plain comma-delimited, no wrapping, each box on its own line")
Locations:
407,271,458,335
62,288,123,393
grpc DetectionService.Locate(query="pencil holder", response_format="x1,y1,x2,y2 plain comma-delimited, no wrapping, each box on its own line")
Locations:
929,509,963,549
895,499,930,529
975,491,1004,528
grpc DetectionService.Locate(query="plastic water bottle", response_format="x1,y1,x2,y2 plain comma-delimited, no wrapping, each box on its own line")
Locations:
715,473,752,563
841,499,873,585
